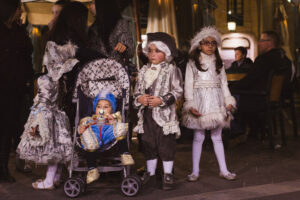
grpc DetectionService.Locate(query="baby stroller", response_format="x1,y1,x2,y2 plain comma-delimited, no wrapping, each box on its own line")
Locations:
63,58,141,198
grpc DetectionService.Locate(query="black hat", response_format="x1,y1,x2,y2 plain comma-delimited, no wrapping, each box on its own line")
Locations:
147,32,178,58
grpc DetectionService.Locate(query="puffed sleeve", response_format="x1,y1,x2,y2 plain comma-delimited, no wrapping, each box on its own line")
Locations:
220,67,236,108
182,61,196,111
159,65,183,107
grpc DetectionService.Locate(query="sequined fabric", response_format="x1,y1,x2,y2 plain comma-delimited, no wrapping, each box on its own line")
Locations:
182,53,236,130
17,41,78,165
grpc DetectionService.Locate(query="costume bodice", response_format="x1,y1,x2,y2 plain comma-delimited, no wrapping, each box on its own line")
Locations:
33,75,59,108
194,53,219,81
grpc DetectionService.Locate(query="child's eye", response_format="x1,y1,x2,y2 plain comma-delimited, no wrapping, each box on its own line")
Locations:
155,49,161,53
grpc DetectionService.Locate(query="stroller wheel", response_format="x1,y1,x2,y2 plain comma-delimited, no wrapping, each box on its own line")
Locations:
75,177,86,193
64,178,82,198
121,175,141,197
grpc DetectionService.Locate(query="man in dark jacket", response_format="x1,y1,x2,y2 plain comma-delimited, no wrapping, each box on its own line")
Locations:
0,0,34,182
232,31,292,138
233,31,292,112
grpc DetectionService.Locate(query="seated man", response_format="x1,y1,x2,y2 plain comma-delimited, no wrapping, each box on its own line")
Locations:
226,46,253,74
78,90,134,184
232,31,292,136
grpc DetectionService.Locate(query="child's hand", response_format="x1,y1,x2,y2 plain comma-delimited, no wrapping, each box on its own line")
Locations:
148,96,162,108
29,125,38,136
138,94,150,106
105,114,115,124
114,42,127,53
226,104,233,111
78,125,88,135
189,107,201,117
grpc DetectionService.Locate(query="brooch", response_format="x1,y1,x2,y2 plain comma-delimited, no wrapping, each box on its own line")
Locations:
151,67,157,70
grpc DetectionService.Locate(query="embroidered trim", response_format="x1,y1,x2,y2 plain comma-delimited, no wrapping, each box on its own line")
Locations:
193,80,221,88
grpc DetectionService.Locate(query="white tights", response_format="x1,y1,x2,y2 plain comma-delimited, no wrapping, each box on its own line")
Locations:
191,127,229,176
36,164,62,187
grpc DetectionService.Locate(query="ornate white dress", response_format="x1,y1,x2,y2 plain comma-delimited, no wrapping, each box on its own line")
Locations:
182,53,236,130
17,41,79,164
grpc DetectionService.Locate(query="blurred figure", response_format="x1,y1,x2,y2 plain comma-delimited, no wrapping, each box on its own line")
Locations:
0,0,34,182
88,0,134,65
226,46,253,73
48,0,70,30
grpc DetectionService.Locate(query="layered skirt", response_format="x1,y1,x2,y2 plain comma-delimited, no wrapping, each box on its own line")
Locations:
182,87,231,130
17,105,73,165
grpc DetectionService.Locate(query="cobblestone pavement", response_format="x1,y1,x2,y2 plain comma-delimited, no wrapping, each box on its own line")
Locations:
1,108,300,200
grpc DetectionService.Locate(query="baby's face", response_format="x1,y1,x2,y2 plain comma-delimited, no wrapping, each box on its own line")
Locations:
95,100,113,116
148,44,166,64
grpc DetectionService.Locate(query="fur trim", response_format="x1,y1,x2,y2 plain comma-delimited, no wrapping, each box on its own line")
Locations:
225,96,236,108
182,110,231,130
143,41,173,62
189,26,221,53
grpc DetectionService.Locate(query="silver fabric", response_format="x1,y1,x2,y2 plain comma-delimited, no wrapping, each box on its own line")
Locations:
182,53,235,130
133,62,183,137
17,42,77,165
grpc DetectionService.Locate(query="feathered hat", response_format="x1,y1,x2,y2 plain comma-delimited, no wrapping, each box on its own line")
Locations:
93,90,117,113
143,32,178,62
189,26,221,53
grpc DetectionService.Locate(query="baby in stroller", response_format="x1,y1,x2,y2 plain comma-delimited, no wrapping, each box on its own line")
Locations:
64,58,140,198
78,90,134,184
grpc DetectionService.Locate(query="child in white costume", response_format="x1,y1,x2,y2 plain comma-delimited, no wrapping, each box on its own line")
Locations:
133,32,183,190
182,26,236,181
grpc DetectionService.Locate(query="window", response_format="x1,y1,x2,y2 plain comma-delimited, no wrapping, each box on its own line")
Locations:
227,0,244,26
221,37,250,49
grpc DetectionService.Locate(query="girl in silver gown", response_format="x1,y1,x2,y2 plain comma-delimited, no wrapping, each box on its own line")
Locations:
182,27,237,182
17,2,88,190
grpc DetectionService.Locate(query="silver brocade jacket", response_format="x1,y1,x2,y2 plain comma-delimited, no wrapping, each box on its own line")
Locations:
133,62,183,138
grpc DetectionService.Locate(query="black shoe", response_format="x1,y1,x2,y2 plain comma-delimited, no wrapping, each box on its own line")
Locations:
0,166,15,183
140,172,156,188
162,173,174,190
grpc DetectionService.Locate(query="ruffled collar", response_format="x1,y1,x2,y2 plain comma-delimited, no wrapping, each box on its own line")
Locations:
144,62,165,89
200,52,216,64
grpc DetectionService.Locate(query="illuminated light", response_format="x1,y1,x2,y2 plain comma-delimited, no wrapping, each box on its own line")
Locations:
141,34,147,48
32,27,41,37
228,10,232,15
158,0,161,6
227,21,236,31
193,3,198,12
287,0,291,3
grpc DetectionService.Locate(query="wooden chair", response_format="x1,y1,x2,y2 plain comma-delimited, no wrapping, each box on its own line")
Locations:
226,73,246,82
282,79,298,138
231,72,286,149
269,75,286,147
